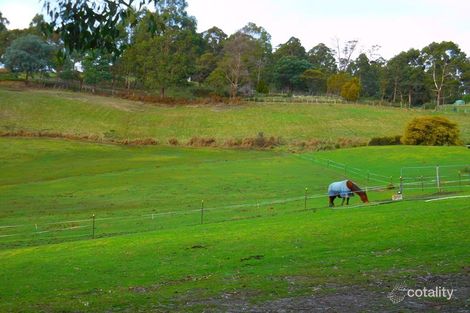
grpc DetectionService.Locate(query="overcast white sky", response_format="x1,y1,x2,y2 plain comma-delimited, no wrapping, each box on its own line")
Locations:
0,0,469,59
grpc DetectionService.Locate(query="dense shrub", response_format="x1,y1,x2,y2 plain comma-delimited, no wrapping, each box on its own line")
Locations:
168,138,179,145
256,80,269,94
223,133,281,149
294,138,367,151
340,78,361,101
402,116,461,145
369,135,402,146
327,72,351,95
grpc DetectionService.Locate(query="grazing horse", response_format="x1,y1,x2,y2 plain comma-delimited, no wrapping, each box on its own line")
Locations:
328,180,369,207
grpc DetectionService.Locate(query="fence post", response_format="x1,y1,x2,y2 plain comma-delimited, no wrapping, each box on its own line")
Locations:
421,175,424,191
92,214,95,239
304,187,308,210
436,165,441,192
201,200,204,224
399,176,403,194
458,171,462,191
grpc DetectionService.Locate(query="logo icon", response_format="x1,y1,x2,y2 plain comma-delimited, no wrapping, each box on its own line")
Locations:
388,281,408,304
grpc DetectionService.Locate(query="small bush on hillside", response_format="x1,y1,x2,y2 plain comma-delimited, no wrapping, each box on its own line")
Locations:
340,78,361,101
402,116,461,146
252,132,281,148
254,132,266,147
256,80,269,94
369,135,402,146
223,134,281,149
103,129,118,139
168,138,179,145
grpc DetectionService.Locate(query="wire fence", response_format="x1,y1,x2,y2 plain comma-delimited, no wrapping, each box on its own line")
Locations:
1,157,469,248
245,95,347,104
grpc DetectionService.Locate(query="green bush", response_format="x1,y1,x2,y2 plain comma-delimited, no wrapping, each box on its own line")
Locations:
369,135,402,146
256,80,269,94
402,116,462,146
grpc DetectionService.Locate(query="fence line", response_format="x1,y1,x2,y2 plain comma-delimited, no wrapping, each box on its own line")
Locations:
2,156,469,245
295,154,391,183
245,96,347,104
3,177,465,235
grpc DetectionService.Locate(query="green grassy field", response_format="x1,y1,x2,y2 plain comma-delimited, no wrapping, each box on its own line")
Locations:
0,138,469,311
1,198,469,312
1,138,469,246
1,86,469,311
1,86,469,144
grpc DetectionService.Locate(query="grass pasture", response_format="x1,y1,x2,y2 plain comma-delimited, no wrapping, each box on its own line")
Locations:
1,138,469,247
1,86,469,145
1,87,470,311
0,138,469,311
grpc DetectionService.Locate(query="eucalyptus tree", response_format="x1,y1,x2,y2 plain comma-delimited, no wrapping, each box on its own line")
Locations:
3,35,54,80
0,11,9,32
239,22,272,87
192,26,227,84
273,37,307,62
211,32,258,98
421,41,467,107
307,43,337,74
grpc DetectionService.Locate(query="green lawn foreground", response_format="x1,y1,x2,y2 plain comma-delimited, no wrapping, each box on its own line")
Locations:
0,197,468,312
0,138,469,311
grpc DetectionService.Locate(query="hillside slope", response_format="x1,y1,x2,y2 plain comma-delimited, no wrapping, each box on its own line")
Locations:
1,87,469,145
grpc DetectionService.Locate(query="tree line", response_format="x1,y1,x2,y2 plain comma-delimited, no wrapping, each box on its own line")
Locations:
0,0,469,108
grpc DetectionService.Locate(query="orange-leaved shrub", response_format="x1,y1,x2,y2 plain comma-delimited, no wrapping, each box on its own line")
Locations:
402,116,461,146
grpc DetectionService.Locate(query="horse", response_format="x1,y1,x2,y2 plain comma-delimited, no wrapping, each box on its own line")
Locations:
327,180,369,207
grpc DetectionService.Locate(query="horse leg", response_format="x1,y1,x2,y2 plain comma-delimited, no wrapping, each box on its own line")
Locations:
346,197,350,205
341,197,345,206
329,196,335,207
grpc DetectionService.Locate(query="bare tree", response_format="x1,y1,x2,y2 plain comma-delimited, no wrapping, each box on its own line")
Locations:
334,37,358,71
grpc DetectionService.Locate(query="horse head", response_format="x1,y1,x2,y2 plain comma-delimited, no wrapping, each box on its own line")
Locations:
347,180,369,203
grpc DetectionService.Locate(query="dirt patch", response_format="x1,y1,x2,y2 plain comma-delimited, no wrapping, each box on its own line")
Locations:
184,272,469,312
189,245,206,249
240,255,264,262
127,274,213,295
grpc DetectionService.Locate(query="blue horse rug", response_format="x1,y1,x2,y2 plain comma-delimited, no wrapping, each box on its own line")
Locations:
328,180,353,198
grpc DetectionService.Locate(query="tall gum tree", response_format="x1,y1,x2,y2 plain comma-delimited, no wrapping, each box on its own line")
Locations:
421,41,467,108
